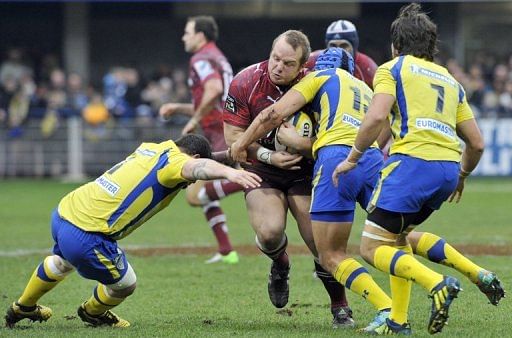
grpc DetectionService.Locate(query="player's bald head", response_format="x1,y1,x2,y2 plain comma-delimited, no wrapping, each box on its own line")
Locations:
272,30,311,66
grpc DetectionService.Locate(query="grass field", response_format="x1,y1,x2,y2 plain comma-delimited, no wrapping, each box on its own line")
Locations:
0,178,510,337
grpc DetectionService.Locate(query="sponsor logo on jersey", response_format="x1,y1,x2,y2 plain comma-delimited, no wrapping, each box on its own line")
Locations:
342,114,362,128
416,118,455,138
193,60,215,81
410,64,456,87
95,175,120,197
225,94,236,114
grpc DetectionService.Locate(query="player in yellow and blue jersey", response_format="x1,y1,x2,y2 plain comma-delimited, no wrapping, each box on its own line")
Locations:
5,134,261,329
331,3,503,335
230,47,394,332
231,42,505,335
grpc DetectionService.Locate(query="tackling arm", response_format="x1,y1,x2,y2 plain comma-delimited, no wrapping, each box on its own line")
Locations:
224,122,304,169
224,123,262,162
181,158,261,189
230,89,307,161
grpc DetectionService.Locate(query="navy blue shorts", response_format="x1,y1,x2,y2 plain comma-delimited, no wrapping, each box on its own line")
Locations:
311,145,383,222
369,154,459,213
51,209,128,285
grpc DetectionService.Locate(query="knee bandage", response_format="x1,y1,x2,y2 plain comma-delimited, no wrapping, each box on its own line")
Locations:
107,263,136,291
48,255,74,277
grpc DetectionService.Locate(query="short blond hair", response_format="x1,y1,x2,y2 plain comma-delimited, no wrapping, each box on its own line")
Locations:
272,30,311,66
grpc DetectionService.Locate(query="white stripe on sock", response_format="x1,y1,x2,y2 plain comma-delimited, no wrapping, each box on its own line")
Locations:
202,201,220,213
209,214,227,228
213,180,226,199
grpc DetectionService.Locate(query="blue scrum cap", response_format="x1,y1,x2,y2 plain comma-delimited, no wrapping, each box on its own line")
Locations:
314,47,355,75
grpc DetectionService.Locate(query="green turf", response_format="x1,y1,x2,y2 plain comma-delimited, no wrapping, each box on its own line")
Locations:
0,255,509,337
1,178,511,251
0,178,510,336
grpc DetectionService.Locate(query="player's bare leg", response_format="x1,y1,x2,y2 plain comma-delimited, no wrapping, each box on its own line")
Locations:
288,195,359,328
246,188,290,308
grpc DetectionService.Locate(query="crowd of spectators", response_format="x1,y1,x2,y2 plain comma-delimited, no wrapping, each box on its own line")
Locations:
0,48,191,140
445,53,512,118
1,48,511,141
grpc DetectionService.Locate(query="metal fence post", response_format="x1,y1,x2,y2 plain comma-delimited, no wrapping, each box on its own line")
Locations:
66,117,85,182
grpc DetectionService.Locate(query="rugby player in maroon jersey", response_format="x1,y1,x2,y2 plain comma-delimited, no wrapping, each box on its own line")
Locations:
159,16,242,264
223,30,354,329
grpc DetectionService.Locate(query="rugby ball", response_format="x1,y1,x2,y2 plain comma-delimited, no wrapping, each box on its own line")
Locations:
274,110,313,153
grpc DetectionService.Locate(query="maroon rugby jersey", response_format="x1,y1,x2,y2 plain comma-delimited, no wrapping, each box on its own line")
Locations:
224,60,313,175
305,49,377,89
189,41,233,128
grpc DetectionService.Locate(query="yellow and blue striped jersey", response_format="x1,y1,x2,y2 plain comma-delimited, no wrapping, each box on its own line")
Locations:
292,68,378,156
58,141,191,240
374,55,474,161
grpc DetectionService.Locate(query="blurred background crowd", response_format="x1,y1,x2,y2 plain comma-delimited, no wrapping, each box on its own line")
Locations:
0,1,510,177
0,47,192,140
1,47,511,139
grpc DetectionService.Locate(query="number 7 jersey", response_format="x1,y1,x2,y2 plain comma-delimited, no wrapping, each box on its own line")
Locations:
57,141,191,240
374,55,474,161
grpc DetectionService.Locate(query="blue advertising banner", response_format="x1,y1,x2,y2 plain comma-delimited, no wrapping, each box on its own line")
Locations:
474,119,512,176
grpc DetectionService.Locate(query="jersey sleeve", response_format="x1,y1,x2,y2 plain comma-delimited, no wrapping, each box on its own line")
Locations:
157,142,192,187
456,84,475,124
292,71,324,103
223,72,251,128
373,64,397,97
192,58,221,85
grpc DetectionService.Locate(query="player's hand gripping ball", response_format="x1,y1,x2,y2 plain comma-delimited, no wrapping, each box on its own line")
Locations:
274,110,313,153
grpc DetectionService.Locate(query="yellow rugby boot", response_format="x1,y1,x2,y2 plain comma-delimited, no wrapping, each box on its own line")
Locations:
428,276,461,334
5,302,52,328
77,302,130,328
